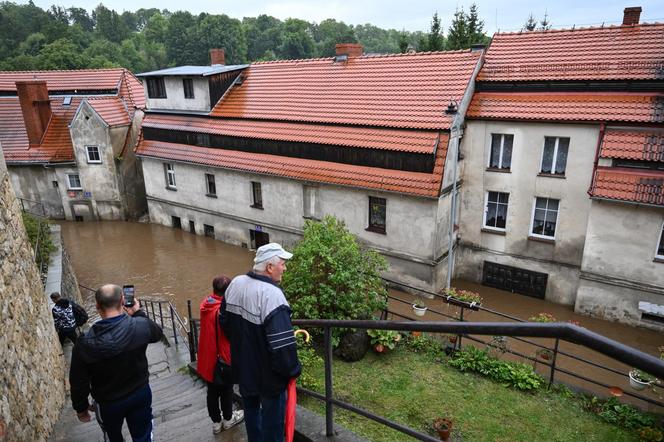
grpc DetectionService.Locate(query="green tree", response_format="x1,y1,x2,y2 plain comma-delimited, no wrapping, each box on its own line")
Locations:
427,12,444,51
466,3,486,45
539,12,552,30
243,15,283,62
68,7,94,32
398,30,409,53
164,10,198,65
314,19,356,57
282,216,388,346
18,33,47,56
94,4,130,43
353,24,400,54
195,14,247,64
278,18,315,59
523,13,538,31
36,38,85,69
447,4,488,50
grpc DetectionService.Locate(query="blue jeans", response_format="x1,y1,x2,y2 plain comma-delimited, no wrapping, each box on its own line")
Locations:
97,383,153,442
243,391,286,442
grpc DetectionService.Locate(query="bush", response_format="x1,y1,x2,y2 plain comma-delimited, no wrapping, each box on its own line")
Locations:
21,212,54,267
580,396,656,430
367,329,401,350
283,216,388,346
448,346,543,391
296,339,324,390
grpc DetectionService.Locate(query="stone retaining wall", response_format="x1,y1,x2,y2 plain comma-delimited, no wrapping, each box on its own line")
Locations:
0,152,65,442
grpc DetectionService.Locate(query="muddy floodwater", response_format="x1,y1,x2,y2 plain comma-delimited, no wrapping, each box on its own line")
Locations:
60,221,663,412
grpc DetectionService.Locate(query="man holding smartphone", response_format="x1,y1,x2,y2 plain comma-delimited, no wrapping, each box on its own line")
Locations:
69,284,163,442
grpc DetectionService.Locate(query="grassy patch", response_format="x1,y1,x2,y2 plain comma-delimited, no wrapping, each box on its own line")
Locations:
298,340,641,441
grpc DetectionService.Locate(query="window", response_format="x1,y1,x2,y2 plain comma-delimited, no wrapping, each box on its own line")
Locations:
657,223,664,259
63,96,72,105
172,216,182,229
303,185,318,218
531,197,560,239
204,224,215,238
484,191,509,230
251,182,263,209
540,137,569,176
488,134,513,170
183,78,194,99
86,146,101,164
164,163,176,189
67,174,82,190
205,173,216,196
147,77,167,99
367,196,386,233
189,220,195,233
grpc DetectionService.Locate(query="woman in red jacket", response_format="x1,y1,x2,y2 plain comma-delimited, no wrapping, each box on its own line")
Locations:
197,275,244,434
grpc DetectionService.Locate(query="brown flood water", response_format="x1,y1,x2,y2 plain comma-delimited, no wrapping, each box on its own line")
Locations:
60,221,663,412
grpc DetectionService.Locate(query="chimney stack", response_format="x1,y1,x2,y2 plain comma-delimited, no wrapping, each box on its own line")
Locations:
622,7,642,25
16,80,51,145
210,48,226,66
335,43,364,58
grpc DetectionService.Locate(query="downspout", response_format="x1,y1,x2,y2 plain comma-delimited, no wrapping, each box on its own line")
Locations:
587,122,606,196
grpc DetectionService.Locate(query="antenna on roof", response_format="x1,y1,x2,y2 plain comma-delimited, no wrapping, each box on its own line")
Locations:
601,22,604,27
572,24,575,29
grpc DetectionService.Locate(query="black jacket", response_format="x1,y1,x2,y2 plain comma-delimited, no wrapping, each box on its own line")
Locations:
69,310,163,412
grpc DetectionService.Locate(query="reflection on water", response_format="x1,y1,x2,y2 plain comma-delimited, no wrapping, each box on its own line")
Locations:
61,221,663,411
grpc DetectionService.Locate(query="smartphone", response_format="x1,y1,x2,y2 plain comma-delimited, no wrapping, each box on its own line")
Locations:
122,285,135,307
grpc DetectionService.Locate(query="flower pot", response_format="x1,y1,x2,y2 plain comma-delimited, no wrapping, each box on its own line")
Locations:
433,418,453,441
629,370,651,391
374,344,385,353
448,336,457,344
412,305,427,317
411,331,422,337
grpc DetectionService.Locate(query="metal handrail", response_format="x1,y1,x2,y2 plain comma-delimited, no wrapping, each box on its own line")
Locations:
292,319,664,441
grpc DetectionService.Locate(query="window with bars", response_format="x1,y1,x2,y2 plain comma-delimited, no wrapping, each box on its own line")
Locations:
205,173,216,196
657,223,664,259
367,196,386,234
86,146,101,163
488,134,513,170
531,197,560,239
147,77,167,99
67,174,82,190
164,163,176,189
183,78,194,99
484,191,509,230
251,182,263,208
540,137,569,176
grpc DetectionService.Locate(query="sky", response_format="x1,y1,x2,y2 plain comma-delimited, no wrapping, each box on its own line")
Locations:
21,0,664,34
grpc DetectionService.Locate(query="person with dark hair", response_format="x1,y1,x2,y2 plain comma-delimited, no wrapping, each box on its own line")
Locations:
197,275,244,434
50,292,80,345
222,243,301,442
69,284,163,442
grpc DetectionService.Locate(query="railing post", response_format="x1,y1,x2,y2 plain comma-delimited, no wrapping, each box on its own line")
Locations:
150,301,156,321
169,304,178,344
192,319,199,355
549,338,560,388
158,302,164,329
187,300,196,362
144,301,150,319
457,306,464,351
324,326,334,437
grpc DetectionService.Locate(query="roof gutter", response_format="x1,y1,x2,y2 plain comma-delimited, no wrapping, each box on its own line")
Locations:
590,196,664,210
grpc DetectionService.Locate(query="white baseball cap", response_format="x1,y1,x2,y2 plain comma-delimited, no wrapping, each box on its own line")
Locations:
254,243,293,264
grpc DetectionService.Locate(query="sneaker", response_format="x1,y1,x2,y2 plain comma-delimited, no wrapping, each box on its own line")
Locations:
222,410,244,430
212,422,222,434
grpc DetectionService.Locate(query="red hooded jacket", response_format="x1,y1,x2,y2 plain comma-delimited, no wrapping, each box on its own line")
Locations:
197,293,231,383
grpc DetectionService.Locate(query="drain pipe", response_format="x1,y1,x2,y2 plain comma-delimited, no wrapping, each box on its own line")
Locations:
445,126,460,289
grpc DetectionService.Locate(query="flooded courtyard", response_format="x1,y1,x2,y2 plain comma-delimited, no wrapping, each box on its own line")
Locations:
60,221,663,412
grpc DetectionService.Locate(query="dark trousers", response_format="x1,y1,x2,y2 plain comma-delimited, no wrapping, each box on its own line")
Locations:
97,383,153,442
58,328,78,346
243,391,286,442
206,382,234,423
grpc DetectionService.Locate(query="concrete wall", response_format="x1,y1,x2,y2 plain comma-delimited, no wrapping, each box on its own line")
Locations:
144,77,210,111
456,120,600,304
0,146,66,441
116,110,148,220
576,201,664,330
8,166,65,218
141,157,443,290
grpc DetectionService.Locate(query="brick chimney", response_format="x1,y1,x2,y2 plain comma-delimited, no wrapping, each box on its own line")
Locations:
622,7,642,25
210,48,225,65
16,80,51,145
335,43,363,58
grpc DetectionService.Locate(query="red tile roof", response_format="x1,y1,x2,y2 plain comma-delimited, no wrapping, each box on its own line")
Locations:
118,70,146,112
467,92,664,123
478,23,664,82
142,114,439,154
136,133,448,197
0,68,128,92
600,128,664,161
88,97,131,127
210,51,481,130
590,167,664,206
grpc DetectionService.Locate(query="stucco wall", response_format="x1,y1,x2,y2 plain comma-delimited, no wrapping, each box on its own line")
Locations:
144,77,210,112
576,200,664,330
141,157,442,291
8,166,65,218
0,149,66,441
456,120,600,304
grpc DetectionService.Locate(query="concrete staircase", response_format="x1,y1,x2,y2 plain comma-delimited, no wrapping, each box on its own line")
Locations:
49,340,247,441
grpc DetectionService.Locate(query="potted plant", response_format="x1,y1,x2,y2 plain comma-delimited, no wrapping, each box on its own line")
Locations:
528,312,556,323
367,329,401,353
629,369,655,391
535,348,554,361
432,417,453,441
412,297,428,317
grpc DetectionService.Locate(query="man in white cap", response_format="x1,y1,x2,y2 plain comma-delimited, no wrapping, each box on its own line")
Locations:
222,243,301,442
